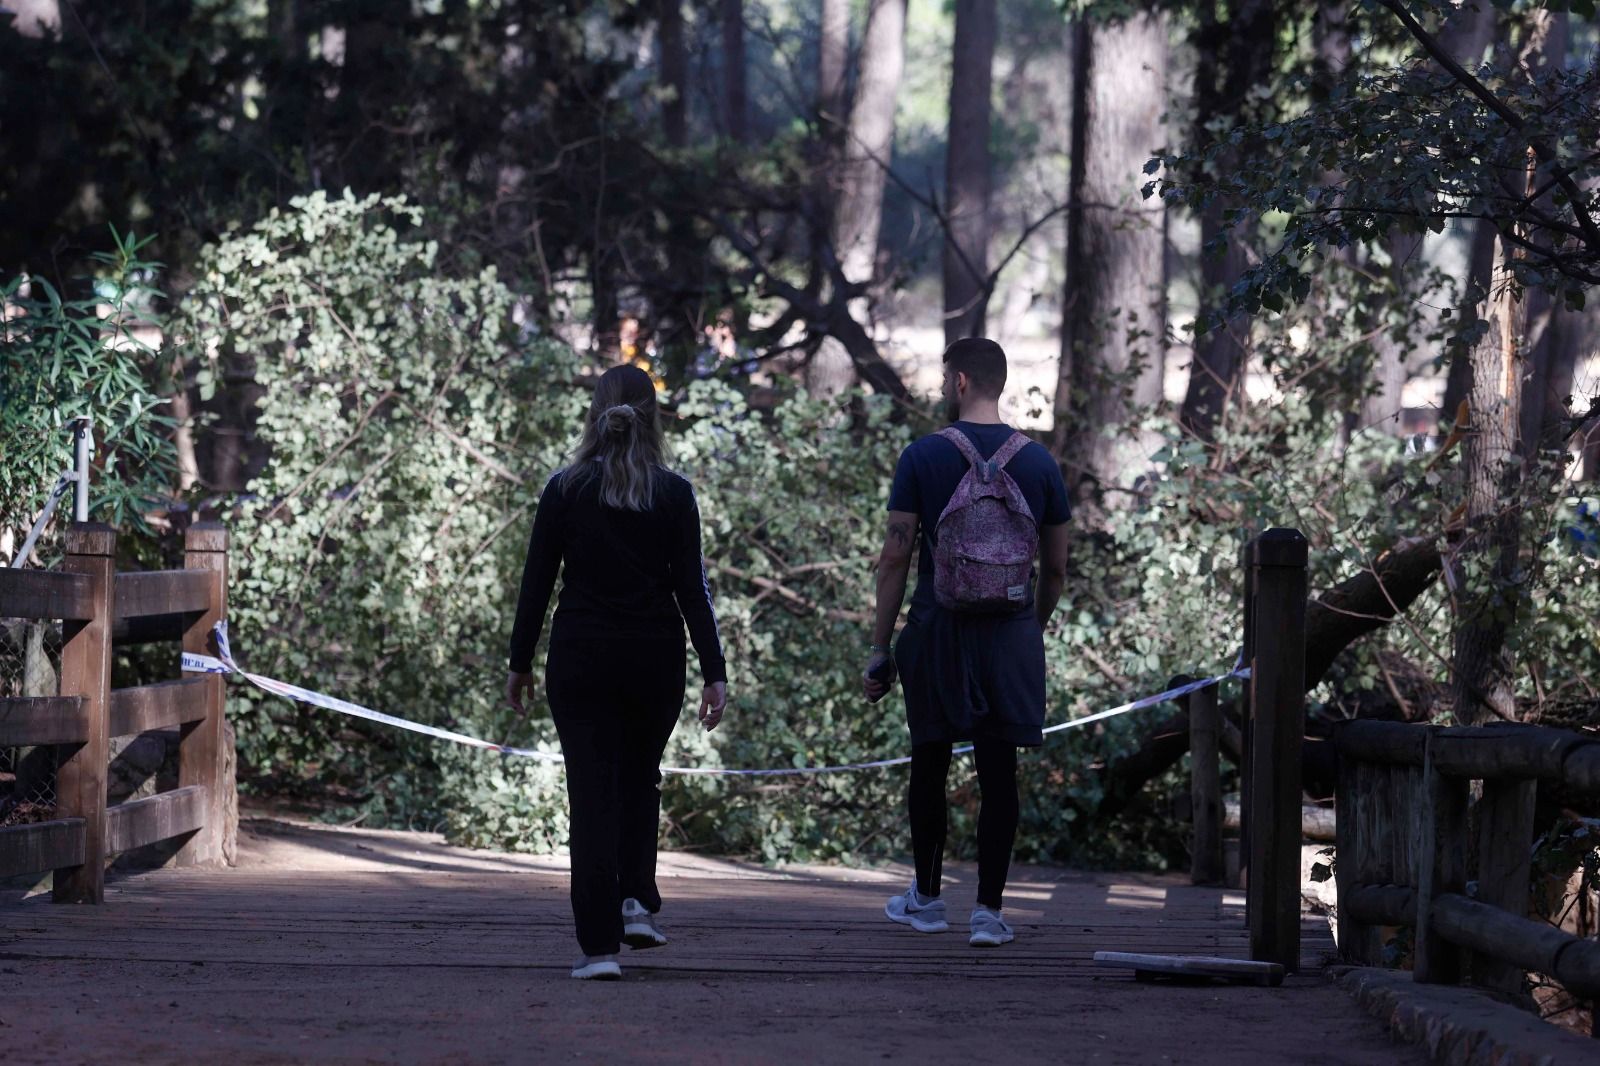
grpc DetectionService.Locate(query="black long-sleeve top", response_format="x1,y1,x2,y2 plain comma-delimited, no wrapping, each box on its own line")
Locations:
507,466,727,684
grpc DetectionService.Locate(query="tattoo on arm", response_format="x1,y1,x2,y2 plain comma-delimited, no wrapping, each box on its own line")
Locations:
889,521,911,550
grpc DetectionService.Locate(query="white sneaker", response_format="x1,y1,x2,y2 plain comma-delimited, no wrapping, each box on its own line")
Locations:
884,883,949,933
571,954,622,980
969,907,1014,947
622,897,667,949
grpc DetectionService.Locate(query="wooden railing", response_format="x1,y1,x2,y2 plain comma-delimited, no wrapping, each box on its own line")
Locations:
0,522,231,903
1334,718,1600,1028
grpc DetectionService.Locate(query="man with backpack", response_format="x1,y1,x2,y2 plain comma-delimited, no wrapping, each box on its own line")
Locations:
863,337,1072,948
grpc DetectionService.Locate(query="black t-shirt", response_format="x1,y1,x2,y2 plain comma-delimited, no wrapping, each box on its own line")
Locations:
507,466,726,683
887,422,1071,608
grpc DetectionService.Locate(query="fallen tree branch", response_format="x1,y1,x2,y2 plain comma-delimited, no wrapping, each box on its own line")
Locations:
708,563,872,624
1093,532,1445,818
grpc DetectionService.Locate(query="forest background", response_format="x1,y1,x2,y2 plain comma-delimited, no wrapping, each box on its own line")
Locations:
2,0,1599,873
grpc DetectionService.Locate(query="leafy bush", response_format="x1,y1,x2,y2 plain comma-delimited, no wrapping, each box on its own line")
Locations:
1,229,175,543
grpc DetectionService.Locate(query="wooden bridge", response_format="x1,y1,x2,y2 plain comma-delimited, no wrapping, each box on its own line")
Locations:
1,818,1402,1065
3,523,1599,1062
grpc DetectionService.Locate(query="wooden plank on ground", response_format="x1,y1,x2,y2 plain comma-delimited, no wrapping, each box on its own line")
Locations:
109,678,211,737
105,785,207,854
1093,951,1285,986
0,568,94,621
0,695,89,746
0,818,86,876
113,570,212,620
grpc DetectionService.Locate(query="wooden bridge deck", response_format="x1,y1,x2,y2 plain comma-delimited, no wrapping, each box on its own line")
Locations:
0,818,1419,1064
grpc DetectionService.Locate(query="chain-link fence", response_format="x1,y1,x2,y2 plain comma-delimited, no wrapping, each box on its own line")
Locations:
1,618,62,827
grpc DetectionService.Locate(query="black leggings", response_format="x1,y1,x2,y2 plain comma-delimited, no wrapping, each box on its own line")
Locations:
909,737,1019,911
545,637,686,957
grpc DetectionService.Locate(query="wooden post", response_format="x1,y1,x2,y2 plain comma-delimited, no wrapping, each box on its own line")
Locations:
176,522,228,866
1414,729,1469,984
1333,730,1367,963
1238,542,1258,890
54,523,115,903
1190,681,1224,885
1245,527,1308,970
1473,777,1537,992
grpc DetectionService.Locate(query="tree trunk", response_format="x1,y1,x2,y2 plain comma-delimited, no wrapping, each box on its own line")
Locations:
1521,293,1581,460
1096,531,1446,818
818,0,849,131
1361,232,1422,435
1449,233,1527,725
1053,10,1168,505
1179,0,1274,443
808,0,907,398
337,1,402,193
1322,0,1411,439
267,0,298,51
1438,0,1503,433
807,0,851,397
833,0,905,287
166,355,201,493
1440,219,1497,426
1517,9,1572,463
722,0,747,141
659,0,688,148
942,0,996,345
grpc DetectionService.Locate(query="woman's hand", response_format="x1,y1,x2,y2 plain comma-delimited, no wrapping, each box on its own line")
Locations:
699,681,728,731
503,671,535,747
505,671,534,714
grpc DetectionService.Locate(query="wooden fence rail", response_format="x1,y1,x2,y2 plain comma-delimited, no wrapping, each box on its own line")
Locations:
0,522,233,902
1334,718,1600,1033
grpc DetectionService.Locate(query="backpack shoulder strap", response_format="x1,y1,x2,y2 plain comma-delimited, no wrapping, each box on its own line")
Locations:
936,426,985,468
990,431,1034,471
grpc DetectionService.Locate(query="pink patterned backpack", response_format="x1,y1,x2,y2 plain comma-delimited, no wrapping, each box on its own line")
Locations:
931,428,1040,612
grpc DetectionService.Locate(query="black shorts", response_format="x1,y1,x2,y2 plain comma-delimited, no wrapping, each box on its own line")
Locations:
894,605,1047,747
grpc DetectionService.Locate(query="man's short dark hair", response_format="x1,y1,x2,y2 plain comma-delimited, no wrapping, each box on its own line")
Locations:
942,337,1007,398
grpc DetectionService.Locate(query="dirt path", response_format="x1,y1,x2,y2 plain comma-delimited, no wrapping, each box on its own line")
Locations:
0,818,1419,1064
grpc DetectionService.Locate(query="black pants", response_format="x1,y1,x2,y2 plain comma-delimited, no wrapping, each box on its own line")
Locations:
546,637,686,957
909,737,1019,910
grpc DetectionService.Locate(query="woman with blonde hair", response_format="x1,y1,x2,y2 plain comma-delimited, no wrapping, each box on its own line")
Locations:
506,364,728,980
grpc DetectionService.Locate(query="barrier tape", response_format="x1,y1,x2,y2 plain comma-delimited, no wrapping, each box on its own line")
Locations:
182,621,1248,778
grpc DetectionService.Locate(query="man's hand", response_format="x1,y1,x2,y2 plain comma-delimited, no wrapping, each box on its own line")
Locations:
862,649,896,703
699,681,728,731
867,510,917,703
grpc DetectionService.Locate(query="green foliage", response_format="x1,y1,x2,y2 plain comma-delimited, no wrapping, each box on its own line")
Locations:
192,194,1226,868
1158,17,1600,327
183,190,576,822
0,229,176,539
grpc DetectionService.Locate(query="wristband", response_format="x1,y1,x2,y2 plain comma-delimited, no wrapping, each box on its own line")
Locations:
869,643,891,654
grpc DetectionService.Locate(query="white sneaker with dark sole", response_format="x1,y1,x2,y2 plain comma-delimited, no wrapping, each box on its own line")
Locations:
884,884,949,933
622,898,668,949
571,954,622,980
969,907,1014,947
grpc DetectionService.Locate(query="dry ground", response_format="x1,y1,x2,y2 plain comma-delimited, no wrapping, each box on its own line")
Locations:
0,817,1422,1065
